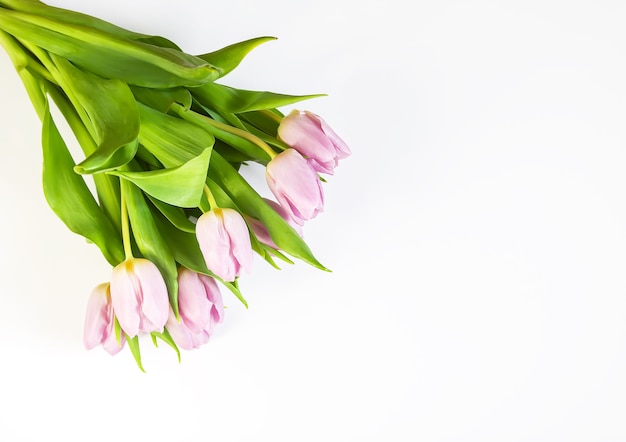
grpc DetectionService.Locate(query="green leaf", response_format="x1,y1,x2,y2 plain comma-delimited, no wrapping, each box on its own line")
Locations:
131,86,192,113
147,196,196,233
41,103,124,265
46,54,140,174
0,0,148,41
197,36,276,78
133,35,181,51
213,140,255,164
0,8,221,87
108,148,211,207
262,245,295,265
221,280,247,308
122,178,179,317
151,329,181,363
0,0,183,51
208,152,328,271
192,82,324,114
153,211,208,275
202,105,246,131
135,145,162,168
126,334,146,373
75,139,138,175
45,85,123,231
138,103,214,168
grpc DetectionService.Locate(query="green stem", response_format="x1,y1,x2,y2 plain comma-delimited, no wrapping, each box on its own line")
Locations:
0,29,48,118
120,187,133,260
24,57,54,83
207,117,277,159
0,28,28,69
261,109,283,124
46,85,95,153
16,38,57,77
0,30,56,84
203,184,218,210
171,102,277,160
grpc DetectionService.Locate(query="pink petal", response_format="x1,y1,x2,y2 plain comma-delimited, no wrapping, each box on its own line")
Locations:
264,198,303,237
110,261,141,337
178,268,212,334
319,115,351,159
83,283,110,350
277,110,350,174
221,208,253,275
266,149,324,224
166,309,195,351
190,331,211,348
202,276,224,325
101,325,125,356
197,210,235,281
132,258,169,333
247,216,275,248
307,157,337,175
278,111,337,163
166,306,212,351
247,198,304,249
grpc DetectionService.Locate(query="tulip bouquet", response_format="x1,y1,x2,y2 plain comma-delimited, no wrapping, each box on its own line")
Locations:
0,0,349,370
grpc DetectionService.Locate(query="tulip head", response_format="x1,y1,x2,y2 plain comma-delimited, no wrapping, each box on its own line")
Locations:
266,149,324,225
84,283,125,355
109,258,170,338
196,208,253,282
278,110,350,175
166,268,224,350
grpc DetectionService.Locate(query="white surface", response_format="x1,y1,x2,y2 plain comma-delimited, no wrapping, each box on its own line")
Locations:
1,0,626,440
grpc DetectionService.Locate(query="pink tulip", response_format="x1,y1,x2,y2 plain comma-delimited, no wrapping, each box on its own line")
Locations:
266,149,324,225
278,110,350,175
83,283,125,355
110,258,170,337
166,268,224,350
247,198,303,249
196,208,253,282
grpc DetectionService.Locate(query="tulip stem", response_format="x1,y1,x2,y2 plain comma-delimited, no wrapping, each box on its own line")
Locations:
0,30,54,84
171,103,277,160
261,109,283,124
203,184,218,210
120,189,133,260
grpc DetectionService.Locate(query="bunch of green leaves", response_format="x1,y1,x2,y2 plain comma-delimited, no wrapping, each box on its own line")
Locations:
0,0,329,366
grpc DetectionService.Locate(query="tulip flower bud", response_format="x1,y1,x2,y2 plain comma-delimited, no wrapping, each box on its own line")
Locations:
83,283,125,355
166,268,224,350
247,198,303,249
278,110,350,175
266,149,324,225
110,258,170,337
196,208,253,282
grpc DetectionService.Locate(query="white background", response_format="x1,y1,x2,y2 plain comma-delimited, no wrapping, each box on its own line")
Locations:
1,0,626,440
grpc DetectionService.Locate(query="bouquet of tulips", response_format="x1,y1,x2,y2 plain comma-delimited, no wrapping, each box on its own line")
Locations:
0,0,350,369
